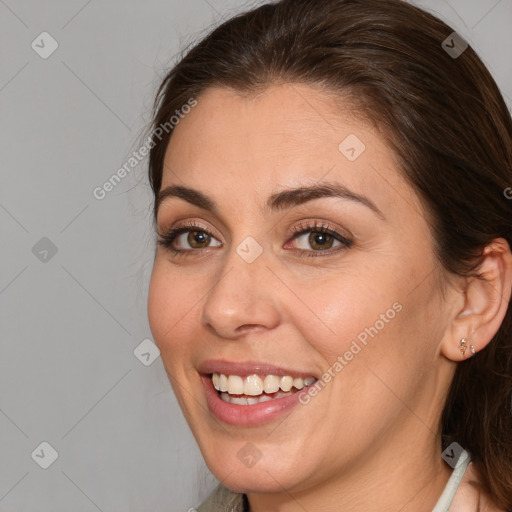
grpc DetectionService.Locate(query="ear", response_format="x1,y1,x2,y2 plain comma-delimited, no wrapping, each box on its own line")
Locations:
441,238,512,362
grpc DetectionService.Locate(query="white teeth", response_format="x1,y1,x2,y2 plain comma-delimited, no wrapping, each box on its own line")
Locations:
243,374,264,395
230,396,247,405
263,375,280,393
227,375,244,394
293,377,304,390
247,396,271,404
219,374,228,392
220,391,291,405
280,376,293,392
212,373,316,397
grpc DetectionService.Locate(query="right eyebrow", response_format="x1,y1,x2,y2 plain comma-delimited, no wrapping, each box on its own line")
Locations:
156,185,217,214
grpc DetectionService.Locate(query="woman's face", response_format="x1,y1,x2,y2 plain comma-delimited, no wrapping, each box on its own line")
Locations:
148,84,455,495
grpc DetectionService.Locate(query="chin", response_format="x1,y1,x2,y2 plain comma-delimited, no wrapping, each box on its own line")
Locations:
212,467,302,495
200,444,312,495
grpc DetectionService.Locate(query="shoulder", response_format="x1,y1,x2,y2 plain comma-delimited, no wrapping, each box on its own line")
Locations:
450,461,507,512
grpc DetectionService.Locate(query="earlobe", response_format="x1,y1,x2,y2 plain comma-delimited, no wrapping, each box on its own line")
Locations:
456,337,476,358
442,334,478,363
441,238,512,362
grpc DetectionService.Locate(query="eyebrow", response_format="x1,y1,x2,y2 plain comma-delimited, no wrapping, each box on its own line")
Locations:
156,185,216,214
156,182,385,220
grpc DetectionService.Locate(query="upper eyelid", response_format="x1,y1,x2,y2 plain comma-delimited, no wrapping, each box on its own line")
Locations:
160,221,344,238
159,220,219,237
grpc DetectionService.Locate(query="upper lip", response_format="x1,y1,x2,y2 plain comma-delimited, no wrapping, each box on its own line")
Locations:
198,359,317,379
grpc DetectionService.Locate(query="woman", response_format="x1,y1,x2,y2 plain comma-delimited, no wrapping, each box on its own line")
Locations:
146,0,512,510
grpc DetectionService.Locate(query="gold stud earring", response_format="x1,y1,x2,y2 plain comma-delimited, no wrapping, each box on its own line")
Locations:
459,337,467,356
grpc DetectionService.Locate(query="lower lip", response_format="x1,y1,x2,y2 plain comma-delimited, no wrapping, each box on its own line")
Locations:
201,375,307,426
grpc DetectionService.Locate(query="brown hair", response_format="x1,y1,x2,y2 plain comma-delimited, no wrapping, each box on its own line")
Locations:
147,0,512,508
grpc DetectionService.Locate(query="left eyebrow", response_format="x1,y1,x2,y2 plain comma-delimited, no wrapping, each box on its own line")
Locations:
266,183,385,220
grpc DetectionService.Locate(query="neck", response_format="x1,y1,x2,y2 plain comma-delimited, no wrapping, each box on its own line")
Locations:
247,422,452,512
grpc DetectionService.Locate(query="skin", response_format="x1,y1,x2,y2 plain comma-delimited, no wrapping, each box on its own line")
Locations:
147,84,512,511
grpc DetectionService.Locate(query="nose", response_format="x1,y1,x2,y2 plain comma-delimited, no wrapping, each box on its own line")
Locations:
200,246,281,339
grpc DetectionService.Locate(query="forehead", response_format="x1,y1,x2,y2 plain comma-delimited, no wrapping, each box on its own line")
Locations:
165,84,373,170
161,84,420,221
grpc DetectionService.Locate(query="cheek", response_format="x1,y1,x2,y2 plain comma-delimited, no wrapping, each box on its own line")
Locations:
147,262,198,357
147,266,170,344
308,272,443,400
286,273,396,362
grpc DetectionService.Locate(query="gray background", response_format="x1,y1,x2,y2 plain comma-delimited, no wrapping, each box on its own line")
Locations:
1,1,511,511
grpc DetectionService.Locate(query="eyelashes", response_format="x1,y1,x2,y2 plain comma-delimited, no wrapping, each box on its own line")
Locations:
157,219,353,258
286,221,353,256
157,221,218,255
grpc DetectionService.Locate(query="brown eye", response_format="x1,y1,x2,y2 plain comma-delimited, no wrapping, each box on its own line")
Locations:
293,230,343,251
157,226,223,252
308,232,334,250
187,230,211,248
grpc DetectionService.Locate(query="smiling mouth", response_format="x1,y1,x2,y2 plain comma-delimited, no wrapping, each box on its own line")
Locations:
211,373,318,405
